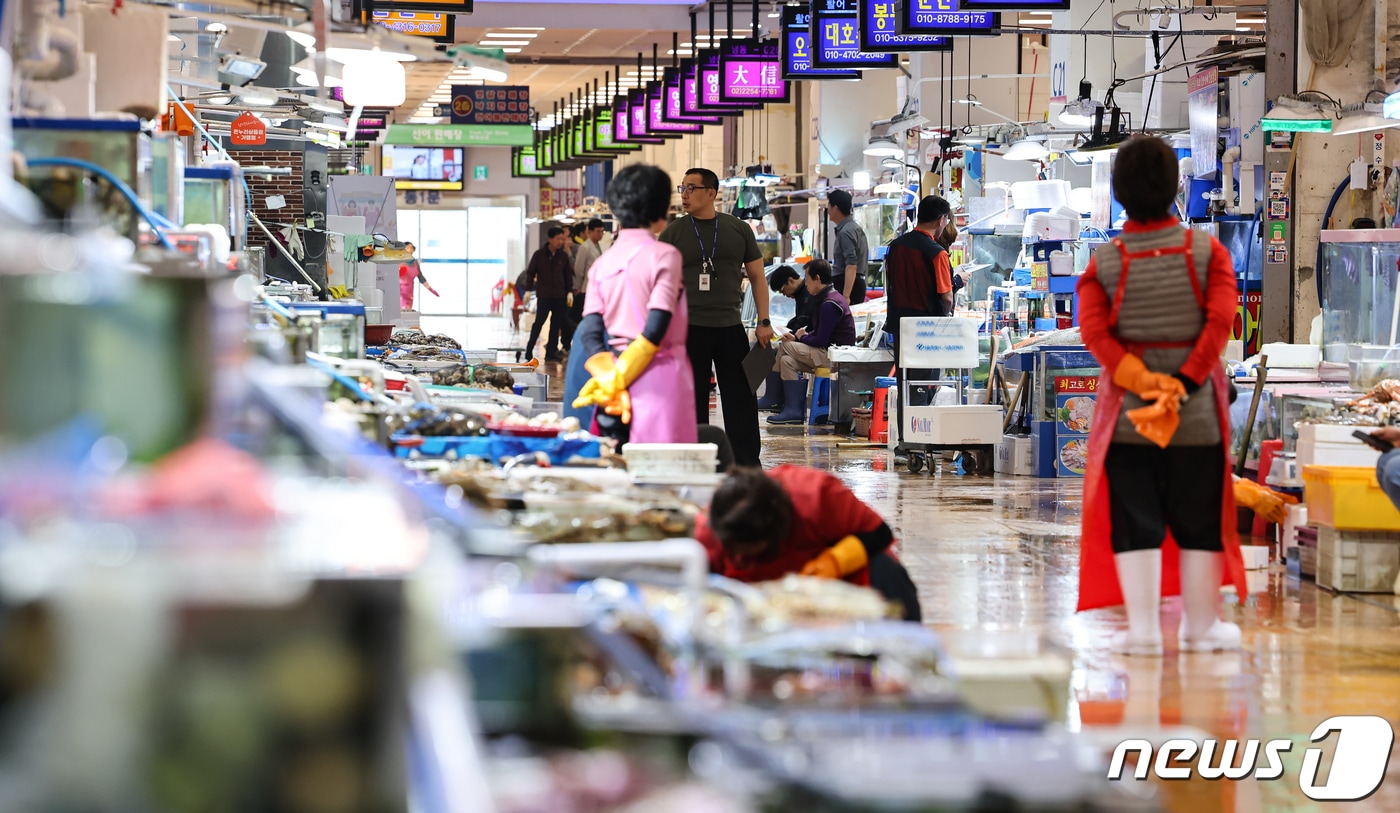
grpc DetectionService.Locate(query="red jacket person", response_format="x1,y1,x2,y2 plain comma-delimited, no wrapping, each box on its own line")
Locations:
1075,135,1247,656
694,466,921,622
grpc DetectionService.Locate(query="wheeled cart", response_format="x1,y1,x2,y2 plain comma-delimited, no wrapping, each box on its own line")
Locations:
894,317,1004,475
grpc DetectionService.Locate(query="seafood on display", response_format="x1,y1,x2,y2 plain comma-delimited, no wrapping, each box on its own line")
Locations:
386,329,461,350
497,412,581,432
1300,379,1400,426
401,405,491,437
430,364,516,392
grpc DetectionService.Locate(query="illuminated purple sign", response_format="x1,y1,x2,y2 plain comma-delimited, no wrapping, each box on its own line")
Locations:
694,50,761,112
718,40,791,104
648,86,703,132
665,69,721,124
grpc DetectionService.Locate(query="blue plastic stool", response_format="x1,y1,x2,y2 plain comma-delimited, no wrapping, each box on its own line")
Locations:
808,369,831,425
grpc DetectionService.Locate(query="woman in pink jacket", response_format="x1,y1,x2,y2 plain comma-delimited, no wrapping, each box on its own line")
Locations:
572,165,696,445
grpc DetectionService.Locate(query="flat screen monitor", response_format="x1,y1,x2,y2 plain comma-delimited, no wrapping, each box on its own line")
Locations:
383,145,464,191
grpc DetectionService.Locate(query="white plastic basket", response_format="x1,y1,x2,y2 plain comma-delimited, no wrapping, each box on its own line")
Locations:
624,443,719,477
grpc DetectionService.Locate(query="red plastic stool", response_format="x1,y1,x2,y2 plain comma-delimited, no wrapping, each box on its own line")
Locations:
871,376,896,442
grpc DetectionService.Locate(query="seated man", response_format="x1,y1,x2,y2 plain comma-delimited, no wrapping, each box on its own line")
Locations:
765,259,856,425
695,466,921,621
757,265,817,411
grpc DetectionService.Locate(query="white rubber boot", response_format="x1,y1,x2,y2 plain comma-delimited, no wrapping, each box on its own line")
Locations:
1111,549,1164,656
1178,550,1242,652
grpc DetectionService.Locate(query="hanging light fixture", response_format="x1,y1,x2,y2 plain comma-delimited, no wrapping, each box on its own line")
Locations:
1260,95,1334,133
1058,81,1103,127
1003,138,1050,161
1333,103,1400,135
863,134,902,157
341,54,406,107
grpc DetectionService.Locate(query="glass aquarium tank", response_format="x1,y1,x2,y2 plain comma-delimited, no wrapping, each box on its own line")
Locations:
1320,230,1400,362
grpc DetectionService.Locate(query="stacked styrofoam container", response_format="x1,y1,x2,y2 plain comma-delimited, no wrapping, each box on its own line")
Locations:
1296,423,1382,469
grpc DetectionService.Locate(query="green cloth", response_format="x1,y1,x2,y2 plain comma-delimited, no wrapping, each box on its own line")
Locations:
343,234,375,264
658,213,762,328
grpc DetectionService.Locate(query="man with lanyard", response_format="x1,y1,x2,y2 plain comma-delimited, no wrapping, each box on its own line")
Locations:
827,189,869,305
883,196,955,455
659,168,775,467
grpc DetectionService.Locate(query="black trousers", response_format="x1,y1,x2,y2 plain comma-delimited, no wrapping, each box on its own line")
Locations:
833,275,867,306
526,296,571,358
570,292,587,326
1105,443,1225,554
687,323,761,467
869,552,922,622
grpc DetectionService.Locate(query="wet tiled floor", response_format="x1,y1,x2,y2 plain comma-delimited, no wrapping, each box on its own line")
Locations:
758,426,1400,813
501,320,1400,812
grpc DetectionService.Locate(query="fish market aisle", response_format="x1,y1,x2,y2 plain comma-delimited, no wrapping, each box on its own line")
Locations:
761,427,1400,813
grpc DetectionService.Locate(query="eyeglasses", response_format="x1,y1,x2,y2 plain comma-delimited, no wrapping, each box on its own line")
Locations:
677,185,716,194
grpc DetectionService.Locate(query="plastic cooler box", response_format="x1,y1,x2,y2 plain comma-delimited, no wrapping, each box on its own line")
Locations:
1316,525,1400,592
902,405,1003,446
1302,465,1400,531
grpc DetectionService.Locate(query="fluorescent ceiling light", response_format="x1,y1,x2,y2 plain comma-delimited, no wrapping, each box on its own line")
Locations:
502,27,545,30
486,31,536,38
500,48,522,53
480,40,530,46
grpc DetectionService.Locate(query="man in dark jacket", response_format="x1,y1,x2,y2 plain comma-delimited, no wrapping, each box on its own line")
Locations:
523,226,574,362
883,196,954,452
767,259,855,425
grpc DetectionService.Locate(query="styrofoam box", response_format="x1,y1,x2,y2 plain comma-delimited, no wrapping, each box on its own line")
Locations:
624,443,718,477
1316,525,1400,592
904,405,1004,446
997,435,1034,476
1240,545,1271,570
1296,423,1381,468
1258,342,1321,369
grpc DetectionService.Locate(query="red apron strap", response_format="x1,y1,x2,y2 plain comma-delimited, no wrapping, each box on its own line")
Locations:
1108,239,1131,327
1182,229,1206,310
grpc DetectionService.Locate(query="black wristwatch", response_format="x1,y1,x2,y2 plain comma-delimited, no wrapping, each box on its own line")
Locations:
757,319,771,327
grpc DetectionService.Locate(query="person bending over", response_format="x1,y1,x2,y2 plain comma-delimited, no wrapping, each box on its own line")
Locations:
695,466,921,622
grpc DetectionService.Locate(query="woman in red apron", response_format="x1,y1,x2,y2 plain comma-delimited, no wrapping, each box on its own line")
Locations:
1076,136,1247,656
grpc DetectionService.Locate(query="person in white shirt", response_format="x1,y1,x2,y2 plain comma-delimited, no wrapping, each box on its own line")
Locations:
572,218,607,324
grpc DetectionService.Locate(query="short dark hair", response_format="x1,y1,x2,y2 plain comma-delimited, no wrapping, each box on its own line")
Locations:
805,258,833,285
709,467,793,551
768,264,800,292
827,188,853,217
1112,135,1178,222
917,195,951,225
587,218,606,231
607,164,673,228
683,167,720,190
546,227,565,239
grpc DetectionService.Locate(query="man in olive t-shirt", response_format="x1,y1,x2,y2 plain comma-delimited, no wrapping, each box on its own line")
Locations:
658,167,774,467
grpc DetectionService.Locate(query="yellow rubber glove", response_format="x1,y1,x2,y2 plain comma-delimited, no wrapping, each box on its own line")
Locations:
571,337,659,424
1113,354,1186,401
1234,478,1299,524
1124,388,1181,448
799,535,870,580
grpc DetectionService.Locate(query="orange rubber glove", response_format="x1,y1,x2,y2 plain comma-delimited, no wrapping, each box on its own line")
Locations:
1125,388,1182,448
1113,354,1186,401
799,535,869,580
1233,478,1299,524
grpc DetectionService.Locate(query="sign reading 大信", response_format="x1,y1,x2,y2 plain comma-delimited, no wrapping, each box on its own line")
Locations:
898,317,980,370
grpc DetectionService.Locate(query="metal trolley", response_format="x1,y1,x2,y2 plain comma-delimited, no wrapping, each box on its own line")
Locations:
895,317,1004,475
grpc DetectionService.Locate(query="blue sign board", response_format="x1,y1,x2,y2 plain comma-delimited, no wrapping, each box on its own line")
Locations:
959,0,1067,9
899,0,1000,35
781,6,859,79
860,0,951,52
811,0,898,69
